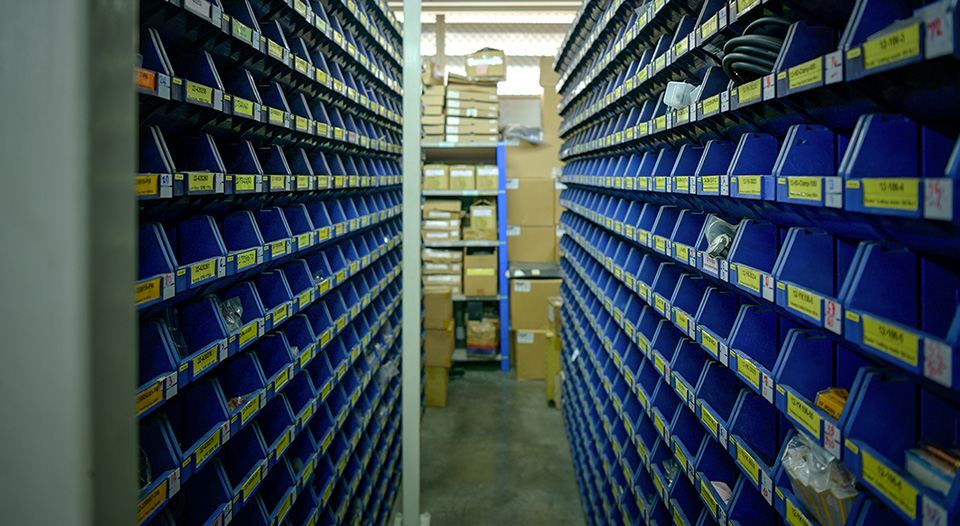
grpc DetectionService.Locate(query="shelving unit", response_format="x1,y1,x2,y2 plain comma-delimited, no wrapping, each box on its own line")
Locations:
135,0,403,524
422,142,510,371
554,1,960,526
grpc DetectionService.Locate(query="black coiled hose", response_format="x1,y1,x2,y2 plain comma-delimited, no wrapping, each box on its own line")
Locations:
722,17,791,85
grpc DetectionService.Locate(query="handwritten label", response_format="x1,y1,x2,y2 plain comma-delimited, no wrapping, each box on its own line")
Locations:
862,315,919,366
737,266,761,293
863,450,917,519
233,97,254,117
701,478,719,516
235,174,255,191
675,378,689,404
236,249,258,271
787,285,821,320
185,81,213,104
864,26,920,70
738,175,761,195
862,178,919,211
189,172,215,192
233,19,253,43
789,58,822,89
787,391,821,439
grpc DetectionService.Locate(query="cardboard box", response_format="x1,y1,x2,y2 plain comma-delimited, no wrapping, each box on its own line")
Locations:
424,134,446,142
422,58,444,85
424,366,449,407
547,296,563,335
422,200,461,219
464,252,498,296
422,94,445,107
507,225,556,262
423,287,454,330
515,330,548,380
423,248,463,262
422,261,462,275
449,165,476,190
448,73,499,89
423,274,462,294
465,48,506,79
469,199,497,231
424,327,454,367
446,134,498,144
462,227,497,241
423,165,449,190
422,218,461,230
424,84,446,97
423,114,445,126
421,229,459,242
506,178,555,226
446,107,499,119
424,125,445,136
447,89,499,103
446,99,498,114
540,56,560,88
510,278,561,330
424,105,444,116
476,165,498,190
467,318,499,356
506,141,562,179
545,331,561,402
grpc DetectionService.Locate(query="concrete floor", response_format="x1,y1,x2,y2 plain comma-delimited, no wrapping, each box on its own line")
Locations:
393,370,586,526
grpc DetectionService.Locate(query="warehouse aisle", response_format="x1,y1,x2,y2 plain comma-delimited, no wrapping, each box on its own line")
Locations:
414,370,585,526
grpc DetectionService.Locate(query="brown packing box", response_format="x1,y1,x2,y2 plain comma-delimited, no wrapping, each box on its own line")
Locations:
422,200,462,219
422,248,463,262
447,73,499,89
423,114,445,126
476,165,498,190
424,366,449,407
448,164,476,190
422,274,462,294
547,296,563,335
446,107,499,119
506,178,555,226
467,318,499,352
506,141,562,179
424,327,454,367
446,89,499,103
422,94,445,107
464,252,498,296
446,134,498,145
545,331,562,402
424,135,446,143
446,121,499,136
507,225,556,262
421,229,459,242
422,261,462,275
515,330,549,380
423,165,449,190
424,84,446,96
424,105,444,116
423,287,454,328
510,278,561,330
446,99,499,114
422,58,444,86
470,199,497,231
424,125,445,136
540,56,560,88
422,218,461,230
465,48,507,79
462,228,497,241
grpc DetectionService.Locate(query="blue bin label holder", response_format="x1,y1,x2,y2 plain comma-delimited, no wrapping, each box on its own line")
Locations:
136,272,176,308
137,372,178,419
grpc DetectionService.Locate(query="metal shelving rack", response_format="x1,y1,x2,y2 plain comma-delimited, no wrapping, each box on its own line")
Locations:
422,141,510,371
553,1,960,526
134,0,405,525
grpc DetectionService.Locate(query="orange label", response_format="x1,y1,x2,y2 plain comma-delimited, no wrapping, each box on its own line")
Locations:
136,68,157,91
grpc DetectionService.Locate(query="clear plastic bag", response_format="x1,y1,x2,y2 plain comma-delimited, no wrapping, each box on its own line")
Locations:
703,216,740,259
781,431,858,526
218,296,244,333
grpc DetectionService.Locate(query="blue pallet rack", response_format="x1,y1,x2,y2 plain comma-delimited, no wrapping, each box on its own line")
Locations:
135,0,404,524
421,141,510,371
553,1,960,525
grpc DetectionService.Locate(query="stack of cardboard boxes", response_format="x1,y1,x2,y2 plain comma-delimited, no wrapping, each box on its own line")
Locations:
511,278,562,380
423,288,454,407
421,200,462,245
423,83,446,142
463,198,497,241
505,57,566,263
422,163,498,191
445,76,499,145
422,247,462,294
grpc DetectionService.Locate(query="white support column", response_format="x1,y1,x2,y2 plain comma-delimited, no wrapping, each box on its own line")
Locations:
401,0,423,525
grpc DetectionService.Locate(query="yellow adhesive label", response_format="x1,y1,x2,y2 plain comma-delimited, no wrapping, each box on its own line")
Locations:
787,285,821,320
736,441,760,484
193,346,217,376
737,266,761,293
700,175,720,192
296,115,308,131
655,116,666,129
702,94,720,115
676,107,689,124
653,354,666,376
675,378,689,403
267,39,284,59
240,394,260,425
268,107,284,124
637,387,648,408
701,478,719,516
862,178,919,211
299,347,311,369
299,290,312,309
270,175,286,190
136,175,159,196
673,507,684,526
787,391,821,439
241,466,261,500
789,58,822,89
235,175,255,191
194,429,221,466
847,311,861,322
655,295,666,314
276,430,291,457
700,15,718,39
294,56,308,74
675,243,690,262
675,310,690,333
701,330,719,357
786,499,814,526
137,382,164,416
653,412,666,438
864,26,920,70
676,176,689,191
863,450,918,519
297,232,311,248
734,356,762,394
234,97,254,117
674,443,688,471
236,249,258,270
653,472,665,498
655,177,667,191
189,172,215,192
137,479,167,524
190,259,217,285
862,315,919,366
136,278,162,305
738,0,759,12
185,81,214,104
274,367,289,392
738,175,762,195
655,236,667,252
271,240,286,258
675,38,689,57
701,405,719,437
738,79,762,104
272,304,288,324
